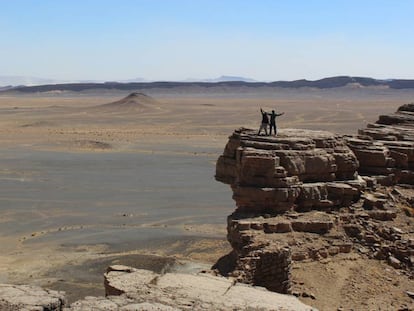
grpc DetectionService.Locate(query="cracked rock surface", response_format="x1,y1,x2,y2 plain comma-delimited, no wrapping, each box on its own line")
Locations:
0,283,66,311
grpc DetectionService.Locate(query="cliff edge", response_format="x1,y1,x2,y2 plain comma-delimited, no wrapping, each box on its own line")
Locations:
214,104,414,308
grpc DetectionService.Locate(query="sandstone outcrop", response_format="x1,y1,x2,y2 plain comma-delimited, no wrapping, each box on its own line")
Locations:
217,128,362,215
215,128,363,293
0,266,315,310
0,283,66,310
98,265,316,311
61,265,317,310
65,295,180,311
346,102,414,185
215,123,414,294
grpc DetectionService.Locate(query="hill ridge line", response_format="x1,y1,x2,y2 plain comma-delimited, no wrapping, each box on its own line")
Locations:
3,76,414,93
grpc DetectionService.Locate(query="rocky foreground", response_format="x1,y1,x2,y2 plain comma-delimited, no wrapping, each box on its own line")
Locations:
0,265,315,310
1,104,414,310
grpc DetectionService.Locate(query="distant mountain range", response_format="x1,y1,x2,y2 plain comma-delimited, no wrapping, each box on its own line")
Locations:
0,75,255,87
0,75,61,87
0,75,155,87
182,75,257,83
2,76,414,93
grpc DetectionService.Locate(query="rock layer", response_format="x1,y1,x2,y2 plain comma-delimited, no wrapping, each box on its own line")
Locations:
97,265,316,311
215,120,414,294
346,102,414,185
215,128,363,293
216,128,360,215
0,266,316,310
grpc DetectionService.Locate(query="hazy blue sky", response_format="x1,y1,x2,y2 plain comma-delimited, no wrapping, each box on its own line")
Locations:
1,0,413,81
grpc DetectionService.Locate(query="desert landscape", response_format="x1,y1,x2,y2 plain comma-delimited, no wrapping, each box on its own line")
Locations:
0,85,413,309
2,1,414,309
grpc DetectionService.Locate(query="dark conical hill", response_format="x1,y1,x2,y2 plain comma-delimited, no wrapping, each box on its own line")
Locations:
92,92,159,112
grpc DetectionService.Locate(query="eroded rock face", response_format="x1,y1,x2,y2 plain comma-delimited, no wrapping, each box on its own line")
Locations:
215,128,363,293
215,126,414,294
216,128,360,215
346,103,414,185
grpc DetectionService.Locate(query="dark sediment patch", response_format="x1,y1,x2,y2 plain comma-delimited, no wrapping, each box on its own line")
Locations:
20,121,56,128
71,140,112,150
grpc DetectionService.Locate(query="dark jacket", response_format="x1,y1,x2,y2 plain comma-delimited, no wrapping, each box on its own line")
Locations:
269,111,283,124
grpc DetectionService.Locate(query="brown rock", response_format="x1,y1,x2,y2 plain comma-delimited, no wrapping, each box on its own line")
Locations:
343,224,362,238
215,155,237,184
291,220,333,234
277,221,293,233
367,210,397,221
388,256,402,269
363,193,387,209
336,243,353,253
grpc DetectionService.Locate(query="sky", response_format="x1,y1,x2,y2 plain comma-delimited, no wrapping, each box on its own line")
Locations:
1,0,413,82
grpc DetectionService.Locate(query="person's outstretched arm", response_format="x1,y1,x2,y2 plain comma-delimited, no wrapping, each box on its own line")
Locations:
276,112,285,116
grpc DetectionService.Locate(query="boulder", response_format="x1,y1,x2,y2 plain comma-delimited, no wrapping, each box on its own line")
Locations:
102,267,316,311
0,284,66,311
367,210,397,221
291,220,334,234
104,267,156,296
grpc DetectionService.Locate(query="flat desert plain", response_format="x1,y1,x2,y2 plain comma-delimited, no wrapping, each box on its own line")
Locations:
0,87,413,308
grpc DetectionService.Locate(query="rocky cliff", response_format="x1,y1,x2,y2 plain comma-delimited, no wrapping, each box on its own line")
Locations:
214,104,414,296
346,103,414,185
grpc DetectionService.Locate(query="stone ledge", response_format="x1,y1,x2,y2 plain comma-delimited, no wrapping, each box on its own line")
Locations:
0,284,66,311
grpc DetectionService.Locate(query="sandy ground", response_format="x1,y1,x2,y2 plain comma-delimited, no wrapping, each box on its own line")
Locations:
293,254,414,310
0,87,413,309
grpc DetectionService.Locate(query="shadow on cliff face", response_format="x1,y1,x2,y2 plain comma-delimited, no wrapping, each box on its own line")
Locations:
212,251,238,276
45,254,176,303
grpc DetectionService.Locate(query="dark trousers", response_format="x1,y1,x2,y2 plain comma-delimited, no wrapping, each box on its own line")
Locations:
269,123,277,135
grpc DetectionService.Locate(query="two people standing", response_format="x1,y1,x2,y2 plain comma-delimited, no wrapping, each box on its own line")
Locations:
258,108,284,136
